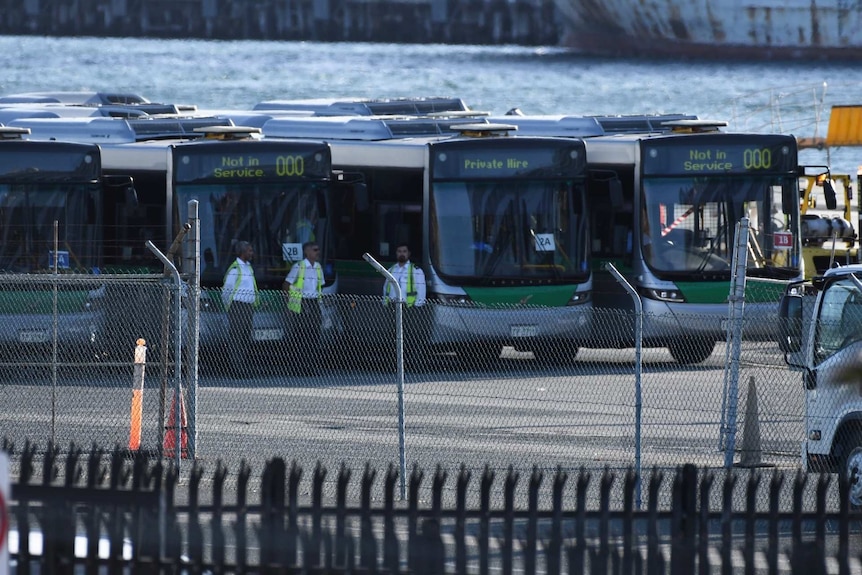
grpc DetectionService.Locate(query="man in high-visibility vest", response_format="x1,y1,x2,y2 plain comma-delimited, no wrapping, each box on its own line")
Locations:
383,243,428,370
282,241,324,375
221,240,257,377
383,243,426,308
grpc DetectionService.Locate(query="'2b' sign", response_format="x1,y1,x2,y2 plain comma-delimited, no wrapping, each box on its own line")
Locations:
282,243,303,261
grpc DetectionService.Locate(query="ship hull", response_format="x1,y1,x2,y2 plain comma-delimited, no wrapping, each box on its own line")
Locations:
554,0,862,61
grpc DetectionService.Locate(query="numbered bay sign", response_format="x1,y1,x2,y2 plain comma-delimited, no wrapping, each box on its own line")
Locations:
282,242,303,261
48,250,70,269
534,233,556,252
774,231,793,250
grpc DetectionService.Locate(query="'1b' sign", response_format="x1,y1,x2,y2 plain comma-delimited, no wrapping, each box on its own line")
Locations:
774,231,793,250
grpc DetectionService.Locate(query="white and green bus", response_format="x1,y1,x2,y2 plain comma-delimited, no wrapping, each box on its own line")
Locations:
259,116,594,363
499,116,802,362
0,127,134,359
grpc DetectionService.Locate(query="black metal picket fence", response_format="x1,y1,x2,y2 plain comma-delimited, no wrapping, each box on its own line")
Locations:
4,439,861,574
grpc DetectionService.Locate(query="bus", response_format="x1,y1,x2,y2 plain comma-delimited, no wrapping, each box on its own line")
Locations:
168,129,344,360
482,114,803,362
259,116,593,364
252,96,472,116
586,125,801,362
0,127,133,359
12,117,355,362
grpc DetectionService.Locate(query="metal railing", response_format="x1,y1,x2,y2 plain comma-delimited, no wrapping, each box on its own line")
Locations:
5,441,860,574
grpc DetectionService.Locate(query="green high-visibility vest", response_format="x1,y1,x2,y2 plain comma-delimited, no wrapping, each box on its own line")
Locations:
288,261,323,314
224,260,258,311
385,263,417,307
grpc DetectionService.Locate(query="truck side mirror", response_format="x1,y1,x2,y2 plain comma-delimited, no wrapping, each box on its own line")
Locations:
777,291,803,353
824,180,838,210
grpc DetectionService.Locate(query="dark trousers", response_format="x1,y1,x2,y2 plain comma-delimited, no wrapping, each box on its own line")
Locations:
228,301,253,374
294,298,321,374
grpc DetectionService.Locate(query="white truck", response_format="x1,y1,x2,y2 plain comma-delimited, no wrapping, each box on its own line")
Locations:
779,264,862,506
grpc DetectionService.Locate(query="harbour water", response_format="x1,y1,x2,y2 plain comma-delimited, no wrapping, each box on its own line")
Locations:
2,35,862,174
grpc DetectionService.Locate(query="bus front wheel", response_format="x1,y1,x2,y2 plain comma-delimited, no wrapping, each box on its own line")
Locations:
668,340,715,364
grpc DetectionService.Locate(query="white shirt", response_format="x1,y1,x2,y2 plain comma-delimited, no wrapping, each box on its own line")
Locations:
222,258,256,307
384,261,426,306
285,258,323,298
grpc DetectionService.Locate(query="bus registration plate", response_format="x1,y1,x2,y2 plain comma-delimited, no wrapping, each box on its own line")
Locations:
254,328,283,341
511,325,538,338
19,330,48,343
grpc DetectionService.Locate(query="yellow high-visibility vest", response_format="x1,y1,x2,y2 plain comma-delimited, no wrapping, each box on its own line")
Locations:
288,261,323,314
224,260,258,311
385,263,417,307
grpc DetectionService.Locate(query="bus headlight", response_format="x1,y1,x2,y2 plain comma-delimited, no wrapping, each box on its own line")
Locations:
436,293,473,306
640,287,686,303
567,291,591,305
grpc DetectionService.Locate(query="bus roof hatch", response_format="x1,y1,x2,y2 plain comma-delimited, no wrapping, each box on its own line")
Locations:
661,119,728,133
195,125,262,140
451,123,518,137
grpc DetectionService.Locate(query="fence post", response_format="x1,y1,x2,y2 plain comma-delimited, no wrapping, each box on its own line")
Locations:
720,217,750,466
604,262,643,508
670,464,697,575
185,200,200,461
362,252,407,500
146,239,186,469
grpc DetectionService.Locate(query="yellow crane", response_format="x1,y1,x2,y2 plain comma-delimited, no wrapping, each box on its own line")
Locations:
797,105,862,278
798,170,857,278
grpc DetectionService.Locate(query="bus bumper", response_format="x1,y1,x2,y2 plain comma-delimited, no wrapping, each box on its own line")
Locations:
431,303,591,347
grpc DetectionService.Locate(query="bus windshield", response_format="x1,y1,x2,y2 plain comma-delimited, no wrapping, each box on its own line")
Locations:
0,183,100,272
430,180,588,282
641,175,799,279
175,182,328,287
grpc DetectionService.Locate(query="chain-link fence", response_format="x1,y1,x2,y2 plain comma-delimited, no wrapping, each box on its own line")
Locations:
0,270,824,507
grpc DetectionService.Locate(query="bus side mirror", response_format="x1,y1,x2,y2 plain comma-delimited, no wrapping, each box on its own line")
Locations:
104,175,138,207
782,184,796,216
354,182,369,212
608,179,623,210
777,292,803,353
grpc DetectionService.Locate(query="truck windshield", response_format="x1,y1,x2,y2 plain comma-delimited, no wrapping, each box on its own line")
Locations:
429,179,588,283
642,175,799,278
814,276,862,364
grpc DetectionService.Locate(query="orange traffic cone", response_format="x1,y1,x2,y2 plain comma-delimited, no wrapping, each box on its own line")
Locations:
163,390,189,459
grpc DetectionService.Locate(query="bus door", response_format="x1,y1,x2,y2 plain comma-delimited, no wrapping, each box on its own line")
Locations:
376,201,422,264
588,169,637,329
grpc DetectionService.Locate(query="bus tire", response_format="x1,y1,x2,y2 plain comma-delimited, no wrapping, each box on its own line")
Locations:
458,344,501,367
838,430,862,509
533,342,579,365
668,339,715,364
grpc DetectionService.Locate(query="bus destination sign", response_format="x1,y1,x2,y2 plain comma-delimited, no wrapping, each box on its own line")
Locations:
175,144,331,183
0,146,99,181
432,142,585,180
642,137,796,176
